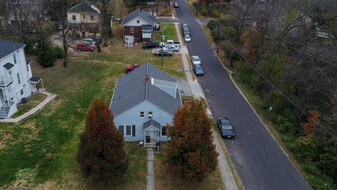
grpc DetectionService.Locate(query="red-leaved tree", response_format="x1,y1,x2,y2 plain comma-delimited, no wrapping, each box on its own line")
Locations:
76,98,128,184
165,100,218,181
300,110,320,136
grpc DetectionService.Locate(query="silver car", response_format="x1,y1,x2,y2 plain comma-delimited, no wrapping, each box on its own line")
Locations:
184,34,191,42
191,55,201,65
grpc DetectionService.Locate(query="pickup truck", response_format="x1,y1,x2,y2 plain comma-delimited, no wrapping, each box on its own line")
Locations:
159,40,180,49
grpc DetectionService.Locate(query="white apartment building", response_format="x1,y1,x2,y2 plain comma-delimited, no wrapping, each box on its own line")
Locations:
0,39,42,118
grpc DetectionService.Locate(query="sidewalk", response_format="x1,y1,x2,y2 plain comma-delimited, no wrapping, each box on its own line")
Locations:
0,90,57,123
175,22,238,190
147,148,155,190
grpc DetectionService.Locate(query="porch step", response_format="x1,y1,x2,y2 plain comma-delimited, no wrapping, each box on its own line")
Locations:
0,106,10,118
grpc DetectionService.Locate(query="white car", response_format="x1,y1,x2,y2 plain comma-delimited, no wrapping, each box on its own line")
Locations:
184,34,191,42
164,46,179,52
191,55,201,65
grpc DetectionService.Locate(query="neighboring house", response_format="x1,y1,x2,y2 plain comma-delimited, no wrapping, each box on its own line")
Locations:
122,8,157,42
0,40,42,118
67,2,101,39
109,62,182,146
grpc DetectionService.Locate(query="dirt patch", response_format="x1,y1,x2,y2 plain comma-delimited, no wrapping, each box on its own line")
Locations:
0,133,12,150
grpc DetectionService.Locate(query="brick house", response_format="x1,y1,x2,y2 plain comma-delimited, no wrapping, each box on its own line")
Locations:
122,8,157,42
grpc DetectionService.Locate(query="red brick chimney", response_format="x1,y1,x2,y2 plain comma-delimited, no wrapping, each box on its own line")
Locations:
145,74,149,82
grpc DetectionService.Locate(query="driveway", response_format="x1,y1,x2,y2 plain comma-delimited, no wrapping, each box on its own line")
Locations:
174,1,311,190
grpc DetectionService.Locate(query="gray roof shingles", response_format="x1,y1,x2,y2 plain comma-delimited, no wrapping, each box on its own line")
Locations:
67,2,100,14
122,8,156,26
143,119,161,130
110,62,182,117
3,63,14,70
0,40,25,60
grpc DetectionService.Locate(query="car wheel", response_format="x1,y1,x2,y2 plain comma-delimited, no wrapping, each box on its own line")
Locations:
77,49,80,51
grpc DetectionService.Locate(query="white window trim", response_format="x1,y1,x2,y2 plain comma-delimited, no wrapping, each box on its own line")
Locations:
148,111,153,118
161,126,167,137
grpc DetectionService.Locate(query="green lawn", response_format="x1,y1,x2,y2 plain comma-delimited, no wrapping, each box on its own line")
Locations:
11,94,46,118
155,22,178,42
0,25,184,188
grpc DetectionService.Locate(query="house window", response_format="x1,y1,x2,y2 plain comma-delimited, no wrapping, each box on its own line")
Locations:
27,66,29,72
20,89,23,95
91,15,94,20
148,111,153,118
13,54,16,64
126,125,131,136
119,125,124,135
17,73,20,84
9,71,12,75
72,15,76,20
131,27,134,33
83,15,85,19
137,19,140,23
132,125,136,137
161,126,166,136
140,111,144,117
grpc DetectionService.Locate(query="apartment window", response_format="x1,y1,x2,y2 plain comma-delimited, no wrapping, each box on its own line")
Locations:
131,27,134,33
148,111,153,118
140,111,144,117
13,54,16,64
17,73,21,84
137,19,140,23
119,125,124,135
161,126,166,136
91,15,94,20
126,125,131,136
72,15,76,20
20,89,23,95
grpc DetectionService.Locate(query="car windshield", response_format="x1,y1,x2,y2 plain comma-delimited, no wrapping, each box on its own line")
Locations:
221,124,232,130
193,57,200,61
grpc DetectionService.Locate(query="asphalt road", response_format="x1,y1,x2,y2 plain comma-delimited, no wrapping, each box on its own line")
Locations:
174,1,311,190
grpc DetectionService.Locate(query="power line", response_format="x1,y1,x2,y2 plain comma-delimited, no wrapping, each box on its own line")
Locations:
210,22,337,140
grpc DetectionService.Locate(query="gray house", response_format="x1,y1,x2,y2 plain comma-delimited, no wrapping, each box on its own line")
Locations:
109,62,182,146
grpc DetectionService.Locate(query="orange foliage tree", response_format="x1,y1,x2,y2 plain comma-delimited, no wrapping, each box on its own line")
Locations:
76,98,128,184
300,110,320,136
165,100,218,181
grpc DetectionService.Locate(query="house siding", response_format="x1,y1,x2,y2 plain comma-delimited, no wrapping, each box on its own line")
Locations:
113,100,173,142
0,46,36,117
67,12,101,37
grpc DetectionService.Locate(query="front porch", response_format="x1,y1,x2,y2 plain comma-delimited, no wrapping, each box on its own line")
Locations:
143,119,161,147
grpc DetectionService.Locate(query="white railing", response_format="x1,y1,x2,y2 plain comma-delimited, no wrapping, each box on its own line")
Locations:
0,75,13,88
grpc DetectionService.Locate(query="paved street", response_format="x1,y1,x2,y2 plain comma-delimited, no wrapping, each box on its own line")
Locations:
174,1,311,189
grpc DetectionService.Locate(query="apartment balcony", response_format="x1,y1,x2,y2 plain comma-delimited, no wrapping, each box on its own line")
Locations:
0,75,13,88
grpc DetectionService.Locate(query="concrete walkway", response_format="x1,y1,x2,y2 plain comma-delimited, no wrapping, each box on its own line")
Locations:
175,22,238,190
147,148,155,190
0,90,57,123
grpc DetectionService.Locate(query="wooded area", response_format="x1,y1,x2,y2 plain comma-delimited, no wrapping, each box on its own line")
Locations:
204,0,336,189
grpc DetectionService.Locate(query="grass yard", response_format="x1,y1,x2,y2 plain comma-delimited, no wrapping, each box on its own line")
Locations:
11,94,47,118
154,143,226,190
0,24,184,188
155,22,179,42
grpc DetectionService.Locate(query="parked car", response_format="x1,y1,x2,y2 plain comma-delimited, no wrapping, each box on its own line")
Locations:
112,16,122,22
125,64,140,72
182,24,188,30
159,40,180,48
217,117,235,139
193,64,204,76
164,46,179,52
183,29,190,36
184,34,191,42
153,49,173,56
174,2,179,8
191,55,201,65
58,23,67,30
76,43,94,51
83,38,94,43
84,41,96,48
142,41,159,49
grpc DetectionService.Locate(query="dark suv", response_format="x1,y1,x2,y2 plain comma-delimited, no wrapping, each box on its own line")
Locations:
217,117,235,139
142,41,159,49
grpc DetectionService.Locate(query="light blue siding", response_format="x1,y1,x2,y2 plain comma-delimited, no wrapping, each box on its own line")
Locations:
113,100,174,141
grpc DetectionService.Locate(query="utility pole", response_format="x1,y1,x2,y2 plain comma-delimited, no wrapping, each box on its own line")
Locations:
213,2,226,53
